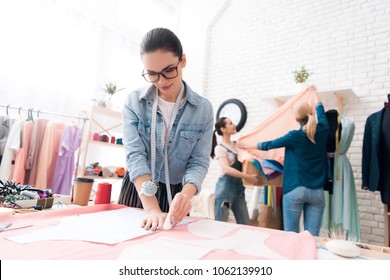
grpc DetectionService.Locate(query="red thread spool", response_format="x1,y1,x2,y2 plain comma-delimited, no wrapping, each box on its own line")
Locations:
94,182,112,204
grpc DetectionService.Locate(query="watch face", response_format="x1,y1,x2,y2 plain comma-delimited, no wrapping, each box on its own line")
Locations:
216,99,247,132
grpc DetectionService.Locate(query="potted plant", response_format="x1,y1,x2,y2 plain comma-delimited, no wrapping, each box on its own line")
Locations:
292,65,313,92
100,82,125,108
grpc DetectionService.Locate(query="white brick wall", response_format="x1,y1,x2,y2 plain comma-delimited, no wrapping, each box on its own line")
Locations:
179,0,390,245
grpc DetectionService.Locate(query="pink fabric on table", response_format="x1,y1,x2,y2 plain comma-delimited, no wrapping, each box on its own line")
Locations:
238,85,318,164
11,121,33,184
0,204,317,260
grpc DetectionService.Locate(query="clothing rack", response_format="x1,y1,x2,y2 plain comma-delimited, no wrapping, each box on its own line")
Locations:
0,104,89,192
0,104,89,121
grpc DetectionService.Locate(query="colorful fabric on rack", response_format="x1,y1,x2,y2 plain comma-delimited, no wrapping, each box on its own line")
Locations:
0,119,24,180
51,124,82,195
11,121,33,184
35,121,65,189
25,118,49,186
0,115,14,160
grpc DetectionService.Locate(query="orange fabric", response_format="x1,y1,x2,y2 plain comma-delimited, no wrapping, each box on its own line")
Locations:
238,85,318,164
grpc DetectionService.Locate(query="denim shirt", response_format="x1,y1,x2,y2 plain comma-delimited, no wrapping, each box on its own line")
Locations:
122,81,214,194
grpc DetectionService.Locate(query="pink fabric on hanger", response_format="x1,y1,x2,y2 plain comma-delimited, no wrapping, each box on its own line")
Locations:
238,85,318,164
11,121,33,184
25,118,49,186
35,121,65,189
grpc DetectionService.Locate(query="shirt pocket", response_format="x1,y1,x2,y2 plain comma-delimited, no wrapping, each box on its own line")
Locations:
137,122,151,149
177,130,200,161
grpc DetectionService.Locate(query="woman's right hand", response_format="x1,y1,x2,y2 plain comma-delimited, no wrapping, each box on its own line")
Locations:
141,208,167,231
246,174,261,186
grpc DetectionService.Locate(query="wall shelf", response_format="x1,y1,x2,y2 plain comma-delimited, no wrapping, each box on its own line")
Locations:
270,87,359,114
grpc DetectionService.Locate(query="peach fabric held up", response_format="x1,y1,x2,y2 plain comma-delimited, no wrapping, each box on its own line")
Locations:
238,85,318,164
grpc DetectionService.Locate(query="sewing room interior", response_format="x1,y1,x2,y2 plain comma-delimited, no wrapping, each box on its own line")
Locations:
1,0,390,262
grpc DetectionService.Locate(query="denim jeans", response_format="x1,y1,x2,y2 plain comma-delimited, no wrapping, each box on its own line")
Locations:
283,186,325,236
214,175,250,225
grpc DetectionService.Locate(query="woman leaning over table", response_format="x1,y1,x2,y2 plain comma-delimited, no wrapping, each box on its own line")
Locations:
238,91,329,236
118,28,214,231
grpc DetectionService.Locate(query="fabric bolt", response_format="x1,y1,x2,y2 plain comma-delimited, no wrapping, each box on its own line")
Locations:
11,121,33,184
35,121,65,189
51,124,82,195
25,118,49,186
321,115,361,241
0,119,25,180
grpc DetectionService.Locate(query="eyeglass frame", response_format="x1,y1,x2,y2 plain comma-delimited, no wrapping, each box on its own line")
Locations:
141,58,182,83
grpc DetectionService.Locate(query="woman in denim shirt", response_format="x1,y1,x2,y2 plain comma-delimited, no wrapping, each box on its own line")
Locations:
211,117,260,225
239,91,328,236
118,28,214,231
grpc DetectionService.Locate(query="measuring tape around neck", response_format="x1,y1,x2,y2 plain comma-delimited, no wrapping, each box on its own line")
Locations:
150,84,185,205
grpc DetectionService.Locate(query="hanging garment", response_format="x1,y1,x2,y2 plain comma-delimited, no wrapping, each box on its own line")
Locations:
35,121,65,189
238,86,317,164
362,108,390,204
51,124,82,195
11,121,33,184
0,119,25,180
0,115,14,164
322,115,361,240
25,118,49,186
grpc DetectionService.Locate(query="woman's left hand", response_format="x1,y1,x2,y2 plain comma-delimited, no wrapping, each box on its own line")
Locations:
167,192,192,226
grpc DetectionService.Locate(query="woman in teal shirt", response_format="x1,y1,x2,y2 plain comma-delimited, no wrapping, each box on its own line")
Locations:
239,91,328,236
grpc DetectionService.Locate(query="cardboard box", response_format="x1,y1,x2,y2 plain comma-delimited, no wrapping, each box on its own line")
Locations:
15,195,71,209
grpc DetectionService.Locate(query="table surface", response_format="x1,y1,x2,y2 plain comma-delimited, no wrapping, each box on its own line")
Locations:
0,204,389,260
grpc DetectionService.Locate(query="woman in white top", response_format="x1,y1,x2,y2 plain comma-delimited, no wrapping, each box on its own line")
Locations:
211,117,260,224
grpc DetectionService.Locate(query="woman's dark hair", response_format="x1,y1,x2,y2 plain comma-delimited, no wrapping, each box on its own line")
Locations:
140,28,183,58
210,117,228,159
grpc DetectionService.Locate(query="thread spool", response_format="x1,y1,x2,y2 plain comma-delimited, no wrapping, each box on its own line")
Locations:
94,182,112,204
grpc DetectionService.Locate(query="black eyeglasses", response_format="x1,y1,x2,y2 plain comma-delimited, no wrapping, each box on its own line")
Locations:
142,60,181,83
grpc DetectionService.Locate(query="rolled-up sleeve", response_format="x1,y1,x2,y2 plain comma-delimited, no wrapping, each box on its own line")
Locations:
182,102,214,194
122,96,150,182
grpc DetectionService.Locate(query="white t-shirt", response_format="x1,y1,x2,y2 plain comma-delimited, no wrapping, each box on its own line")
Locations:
158,96,186,148
214,143,237,176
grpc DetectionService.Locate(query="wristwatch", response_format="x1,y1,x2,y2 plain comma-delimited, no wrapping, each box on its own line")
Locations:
139,179,158,197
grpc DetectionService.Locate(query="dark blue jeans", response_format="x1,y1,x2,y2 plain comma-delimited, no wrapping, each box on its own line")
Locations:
214,175,250,225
